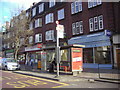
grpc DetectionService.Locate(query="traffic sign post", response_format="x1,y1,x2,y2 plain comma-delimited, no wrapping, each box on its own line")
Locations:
55,21,64,77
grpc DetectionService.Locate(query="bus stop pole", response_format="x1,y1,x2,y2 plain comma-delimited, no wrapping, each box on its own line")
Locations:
56,27,60,77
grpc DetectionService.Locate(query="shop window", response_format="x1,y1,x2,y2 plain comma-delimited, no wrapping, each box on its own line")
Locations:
61,49,68,61
83,48,93,63
95,46,111,64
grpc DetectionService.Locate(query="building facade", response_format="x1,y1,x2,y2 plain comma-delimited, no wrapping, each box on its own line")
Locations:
3,1,120,69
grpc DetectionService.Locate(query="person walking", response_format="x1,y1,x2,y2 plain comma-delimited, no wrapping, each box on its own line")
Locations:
30,59,34,69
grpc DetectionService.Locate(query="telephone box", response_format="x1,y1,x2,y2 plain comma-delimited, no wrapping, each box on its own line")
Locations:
71,48,83,72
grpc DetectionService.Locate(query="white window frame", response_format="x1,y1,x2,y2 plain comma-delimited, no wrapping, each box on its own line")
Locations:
72,23,76,35
97,0,102,5
29,36,33,44
71,3,75,14
35,19,38,28
58,8,65,20
75,1,79,13
98,15,103,30
76,22,79,34
94,17,98,31
78,0,82,12
45,13,54,24
88,0,93,8
93,0,97,7
45,30,54,40
89,18,94,32
39,3,44,13
35,34,42,43
32,7,36,17
79,21,83,33
49,0,55,8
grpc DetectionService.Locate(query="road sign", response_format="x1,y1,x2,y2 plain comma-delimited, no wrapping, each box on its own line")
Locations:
56,24,64,38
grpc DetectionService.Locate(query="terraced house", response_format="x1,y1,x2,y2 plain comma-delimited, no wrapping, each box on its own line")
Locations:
2,0,120,71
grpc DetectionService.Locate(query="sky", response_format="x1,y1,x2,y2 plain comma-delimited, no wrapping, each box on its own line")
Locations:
0,0,40,31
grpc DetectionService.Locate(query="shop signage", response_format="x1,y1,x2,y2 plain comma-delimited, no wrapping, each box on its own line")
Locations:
68,31,111,48
6,49,14,53
71,48,83,71
25,45,40,52
37,44,42,48
104,30,112,37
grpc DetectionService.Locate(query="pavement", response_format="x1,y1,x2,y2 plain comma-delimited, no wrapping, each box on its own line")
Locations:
13,64,120,84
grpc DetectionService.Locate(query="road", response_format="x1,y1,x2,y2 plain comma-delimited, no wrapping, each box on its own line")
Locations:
0,70,68,88
0,70,119,89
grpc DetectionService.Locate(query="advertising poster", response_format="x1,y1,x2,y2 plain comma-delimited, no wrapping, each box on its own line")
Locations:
71,48,83,71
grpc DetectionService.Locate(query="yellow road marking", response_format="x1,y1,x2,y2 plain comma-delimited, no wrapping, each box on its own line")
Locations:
3,71,69,88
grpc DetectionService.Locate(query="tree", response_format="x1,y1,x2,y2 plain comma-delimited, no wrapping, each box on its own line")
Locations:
6,9,33,60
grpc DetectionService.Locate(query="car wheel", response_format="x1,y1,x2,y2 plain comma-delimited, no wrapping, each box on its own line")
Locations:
5,66,8,71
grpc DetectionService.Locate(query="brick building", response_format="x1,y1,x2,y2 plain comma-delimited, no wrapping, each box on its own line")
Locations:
3,1,120,70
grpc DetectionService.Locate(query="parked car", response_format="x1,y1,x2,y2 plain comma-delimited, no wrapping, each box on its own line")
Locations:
1,58,20,70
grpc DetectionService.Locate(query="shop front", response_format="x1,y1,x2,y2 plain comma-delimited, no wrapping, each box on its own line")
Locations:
41,45,84,73
68,31,113,68
25,44,42,66
113,34,120,69
5,49,14,58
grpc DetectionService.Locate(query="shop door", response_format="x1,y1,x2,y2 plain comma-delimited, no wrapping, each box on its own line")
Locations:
116,49,120,69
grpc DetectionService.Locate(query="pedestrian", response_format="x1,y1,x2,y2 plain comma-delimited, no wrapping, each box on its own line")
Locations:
49,58,57,73
30,59,34,69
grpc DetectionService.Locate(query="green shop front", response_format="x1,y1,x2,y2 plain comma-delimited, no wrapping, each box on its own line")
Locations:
5,49,14,58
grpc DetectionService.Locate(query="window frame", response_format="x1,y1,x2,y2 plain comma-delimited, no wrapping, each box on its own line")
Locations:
94,17,98,31
45,30,54,41
98,15,104,30
32,7,36,17
89,18,94,32
72,23,76,35
58,8,65,20
35,34,42,43
45,13,54,24
79,21,83,34
39,3,44,13
29,36,33,44
49,0,56,8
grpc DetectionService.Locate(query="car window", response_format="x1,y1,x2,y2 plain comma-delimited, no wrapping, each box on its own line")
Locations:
6,59,17,62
